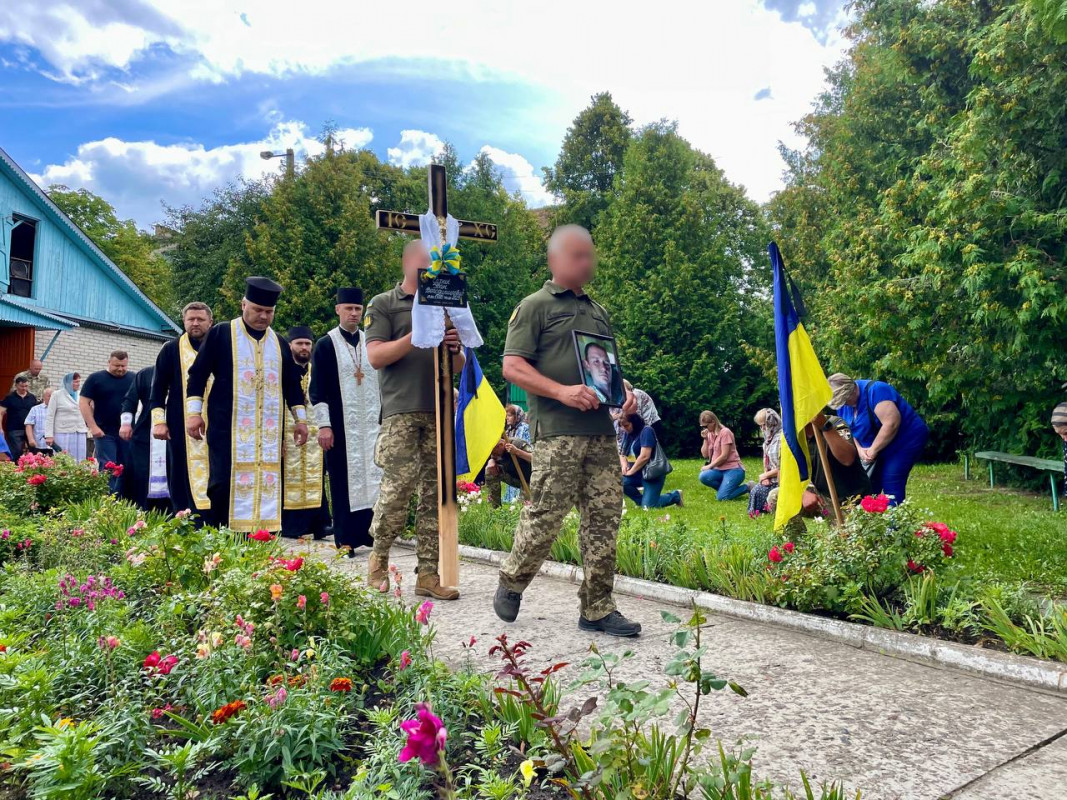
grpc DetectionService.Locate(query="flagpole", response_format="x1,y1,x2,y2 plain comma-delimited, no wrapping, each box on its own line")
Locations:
509,451,532,501
812,424,845,526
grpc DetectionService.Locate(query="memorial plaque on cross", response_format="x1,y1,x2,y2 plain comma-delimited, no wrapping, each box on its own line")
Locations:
375,164,498,588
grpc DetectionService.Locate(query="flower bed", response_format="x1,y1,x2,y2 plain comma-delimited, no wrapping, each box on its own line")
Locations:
0,478,862,799
459,491,1067,663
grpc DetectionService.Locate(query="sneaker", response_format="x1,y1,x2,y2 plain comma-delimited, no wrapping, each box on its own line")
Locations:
493,583,522,622
578,610,642,637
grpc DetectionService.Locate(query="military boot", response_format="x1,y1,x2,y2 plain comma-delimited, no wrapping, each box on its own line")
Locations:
414,572,460,601
367,553,390,593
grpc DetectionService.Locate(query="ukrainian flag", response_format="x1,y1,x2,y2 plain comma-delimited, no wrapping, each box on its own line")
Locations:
455,347,507,483
771,243,832,530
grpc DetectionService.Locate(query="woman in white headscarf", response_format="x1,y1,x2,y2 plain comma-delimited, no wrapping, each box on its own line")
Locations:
46,372,89,461
748,408,782,517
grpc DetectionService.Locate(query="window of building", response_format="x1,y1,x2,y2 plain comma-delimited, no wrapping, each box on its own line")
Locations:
9,214,37,298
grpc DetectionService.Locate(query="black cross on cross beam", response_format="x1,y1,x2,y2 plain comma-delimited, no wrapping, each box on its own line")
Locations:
375,164,498,241
373,163,499,591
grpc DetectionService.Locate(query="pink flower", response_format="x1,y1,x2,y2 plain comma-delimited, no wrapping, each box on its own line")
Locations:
860,494,890,514
924,521,950,536
398,650,412,670
248,530,274,542
939,529,957,544
290,648,299,662
175,509,192,519
27,474,47,486
399,702,446,766
143,651,161,670
0,530,9,540
157,655,179,675
767,546,783,564
282,557,303,572
134,520,147,531
296,594,307,610
98,635,120,651
320,592,329,606
783,542,795,554
415,601,433,625
150,704,174,719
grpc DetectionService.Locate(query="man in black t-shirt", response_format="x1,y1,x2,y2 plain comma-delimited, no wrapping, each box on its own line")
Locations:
0,376,37,457
80,350,135,493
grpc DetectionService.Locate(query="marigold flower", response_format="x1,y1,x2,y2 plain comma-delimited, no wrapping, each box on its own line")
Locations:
270,584,284,602
329,676,353,693
210,699,247,725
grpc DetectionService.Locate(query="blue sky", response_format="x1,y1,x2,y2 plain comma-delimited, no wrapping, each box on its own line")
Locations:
0,1,846,229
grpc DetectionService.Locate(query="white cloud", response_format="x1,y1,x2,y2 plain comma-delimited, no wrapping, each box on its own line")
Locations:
387,130,444,168
4,0,852,202
474,146,552,208
30,121,372,228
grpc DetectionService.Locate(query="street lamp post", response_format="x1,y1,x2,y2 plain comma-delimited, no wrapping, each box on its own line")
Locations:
260,148,295,178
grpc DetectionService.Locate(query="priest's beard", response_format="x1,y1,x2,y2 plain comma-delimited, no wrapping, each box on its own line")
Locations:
294,355,310,367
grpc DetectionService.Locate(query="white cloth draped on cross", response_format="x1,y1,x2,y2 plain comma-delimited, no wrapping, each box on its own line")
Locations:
410,210,484,350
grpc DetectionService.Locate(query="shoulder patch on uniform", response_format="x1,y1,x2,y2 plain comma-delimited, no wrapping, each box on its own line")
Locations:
363,314,372,328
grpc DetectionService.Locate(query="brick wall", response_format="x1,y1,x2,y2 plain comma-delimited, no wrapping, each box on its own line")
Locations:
34,326,171,383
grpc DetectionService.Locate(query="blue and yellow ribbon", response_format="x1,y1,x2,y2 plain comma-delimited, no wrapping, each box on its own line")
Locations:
425,242,462,279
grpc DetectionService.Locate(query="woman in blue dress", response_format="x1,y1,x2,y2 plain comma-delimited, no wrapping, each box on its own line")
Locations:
827,373,929,505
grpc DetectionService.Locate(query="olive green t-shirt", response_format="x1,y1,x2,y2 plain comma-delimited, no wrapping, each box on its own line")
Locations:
503,280,615,439
364,284,436,419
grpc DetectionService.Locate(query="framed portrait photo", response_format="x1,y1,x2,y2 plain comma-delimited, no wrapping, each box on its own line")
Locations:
572,330,625,408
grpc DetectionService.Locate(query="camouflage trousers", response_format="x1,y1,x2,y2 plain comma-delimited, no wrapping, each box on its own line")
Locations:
499,435,621,621
370,412,439,574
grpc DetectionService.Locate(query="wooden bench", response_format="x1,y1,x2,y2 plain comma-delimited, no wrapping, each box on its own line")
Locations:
963,451,1065,511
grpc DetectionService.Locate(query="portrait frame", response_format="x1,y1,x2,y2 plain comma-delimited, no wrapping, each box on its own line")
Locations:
572,330,625,408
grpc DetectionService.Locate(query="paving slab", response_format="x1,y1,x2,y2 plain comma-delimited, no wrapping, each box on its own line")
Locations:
292,540,1067,800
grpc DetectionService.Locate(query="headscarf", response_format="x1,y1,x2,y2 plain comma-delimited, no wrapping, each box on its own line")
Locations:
759,409,783,469
827,373,858,410
505,405,527,436
1052,402,1067,430
63,372,78,400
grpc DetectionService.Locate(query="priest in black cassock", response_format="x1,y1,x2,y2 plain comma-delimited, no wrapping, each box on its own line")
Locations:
150,302,214,517
185,278,309,532
281,325,331,539
119,366,170,512
310,287,382,554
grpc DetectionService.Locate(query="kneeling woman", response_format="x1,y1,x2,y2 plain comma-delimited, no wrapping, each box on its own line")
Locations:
619,414,682,509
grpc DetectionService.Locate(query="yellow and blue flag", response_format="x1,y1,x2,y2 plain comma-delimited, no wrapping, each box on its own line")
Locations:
771,242,832,530
456,347,507,483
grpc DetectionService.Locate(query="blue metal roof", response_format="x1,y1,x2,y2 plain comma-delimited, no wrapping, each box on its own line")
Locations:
0,295,77,330
0,146,179,334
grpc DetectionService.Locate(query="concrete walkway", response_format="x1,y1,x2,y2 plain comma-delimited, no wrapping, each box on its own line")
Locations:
296,541,1067,800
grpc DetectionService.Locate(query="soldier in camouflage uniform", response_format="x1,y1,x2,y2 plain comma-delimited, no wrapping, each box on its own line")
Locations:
364,241,464,601
495,225,642,637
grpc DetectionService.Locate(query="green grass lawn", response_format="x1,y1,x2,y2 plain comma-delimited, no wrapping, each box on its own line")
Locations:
656,458,1067,596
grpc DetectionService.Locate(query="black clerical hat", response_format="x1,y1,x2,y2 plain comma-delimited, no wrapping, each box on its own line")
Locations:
337,287,364,305
287,325,314,343
244,276,283,307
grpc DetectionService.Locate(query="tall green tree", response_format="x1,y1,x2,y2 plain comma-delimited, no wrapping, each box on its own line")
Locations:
595,123,773,456
163,179,270,315
543,92,632,230
769,0,1067,460
48,185,175,313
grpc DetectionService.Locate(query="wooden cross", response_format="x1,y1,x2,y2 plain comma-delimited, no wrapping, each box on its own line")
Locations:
376,163,498,588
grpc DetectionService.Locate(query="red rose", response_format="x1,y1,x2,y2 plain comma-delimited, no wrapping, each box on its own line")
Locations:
939,529,957,544
907,560,923,573
783,542,795,554
768,546,783,564
27,474,47,486
860,494,890,513
248,530,274,542
942,543,954,558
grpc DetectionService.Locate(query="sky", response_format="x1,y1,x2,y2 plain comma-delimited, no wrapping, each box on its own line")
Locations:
0,0,849,229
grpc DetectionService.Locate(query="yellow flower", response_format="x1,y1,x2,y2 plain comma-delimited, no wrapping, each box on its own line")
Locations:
56,718,74,729
519,759,535,788
270,583,284,602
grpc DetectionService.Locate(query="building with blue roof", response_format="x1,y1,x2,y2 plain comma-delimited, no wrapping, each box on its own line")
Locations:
0,145,178,390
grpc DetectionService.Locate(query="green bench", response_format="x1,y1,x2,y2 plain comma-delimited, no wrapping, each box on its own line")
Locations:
963,451,1065,511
